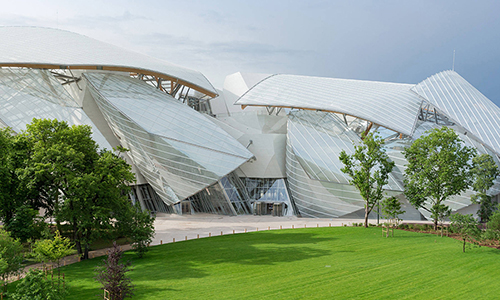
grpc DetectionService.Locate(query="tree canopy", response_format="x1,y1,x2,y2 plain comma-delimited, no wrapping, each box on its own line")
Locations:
1,119,138,259
339,132,395,228
403,127,476,229
19,119,136,259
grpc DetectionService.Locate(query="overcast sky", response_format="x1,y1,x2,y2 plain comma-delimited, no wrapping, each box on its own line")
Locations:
1,0,500,105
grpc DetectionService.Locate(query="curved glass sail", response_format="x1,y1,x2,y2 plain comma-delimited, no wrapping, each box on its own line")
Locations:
84,72,253,204
0,68,110,148
235,74,422,136
412,70,500,155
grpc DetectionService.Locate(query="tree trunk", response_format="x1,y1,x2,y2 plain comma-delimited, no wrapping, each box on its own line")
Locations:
75,239,83,257
463,238,466,253
434,218,438,231
364,206,369,228
83,245,89,260
73,221,82,256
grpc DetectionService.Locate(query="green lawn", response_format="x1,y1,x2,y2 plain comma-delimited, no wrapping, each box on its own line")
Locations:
37,227,500,299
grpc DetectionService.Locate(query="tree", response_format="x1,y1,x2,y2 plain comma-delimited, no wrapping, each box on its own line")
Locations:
403,127,476,230
380,196,405,237
381,196,405,220
0,128,42,240
120,202,155,258
339,132,395,228
95,242,134,300
17,119,135,259
0,228,23,293
32,231,75,281
449,213,481,253
470,154,499,222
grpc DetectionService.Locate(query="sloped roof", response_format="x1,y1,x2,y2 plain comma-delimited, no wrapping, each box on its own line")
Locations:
235,74,422,136
0,26,216,96
412,70,500,155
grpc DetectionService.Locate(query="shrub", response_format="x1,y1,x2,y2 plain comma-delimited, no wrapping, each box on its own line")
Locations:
11,268,67,300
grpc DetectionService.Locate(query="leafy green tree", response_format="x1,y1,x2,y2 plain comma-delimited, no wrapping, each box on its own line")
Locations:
339,132,395,228
470,154,499,222
0,128,41,238
381,196,405,222
125,202,155,258
17,119,135,259
449,213,481,253
0,228,23,293
32,231,75,280
95,242,134,300
380,196,405,237
403,127,476,230
11,268,67,300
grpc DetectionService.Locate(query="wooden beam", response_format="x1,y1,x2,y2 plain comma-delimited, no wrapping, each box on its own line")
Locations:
363,122,374,137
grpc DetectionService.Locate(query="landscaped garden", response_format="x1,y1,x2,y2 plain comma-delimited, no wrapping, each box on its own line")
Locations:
13,226,499,299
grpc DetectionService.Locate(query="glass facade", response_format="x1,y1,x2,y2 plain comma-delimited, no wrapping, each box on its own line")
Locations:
84,73,253,205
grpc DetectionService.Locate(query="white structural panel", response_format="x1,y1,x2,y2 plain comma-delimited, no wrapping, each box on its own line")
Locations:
235,74,423,136
411,70,500,155
0,26,216,95
84,72,253,204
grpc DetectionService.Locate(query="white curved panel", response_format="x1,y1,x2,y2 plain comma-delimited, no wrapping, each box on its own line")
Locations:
235,74,422,136
0,26,215,95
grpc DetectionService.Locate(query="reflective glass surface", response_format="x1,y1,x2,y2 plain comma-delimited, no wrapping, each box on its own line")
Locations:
288,110,402,190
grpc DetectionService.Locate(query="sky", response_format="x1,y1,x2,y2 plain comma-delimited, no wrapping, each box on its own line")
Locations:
1,0,500,105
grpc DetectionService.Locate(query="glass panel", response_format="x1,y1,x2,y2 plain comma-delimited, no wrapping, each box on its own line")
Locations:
0,68,110,149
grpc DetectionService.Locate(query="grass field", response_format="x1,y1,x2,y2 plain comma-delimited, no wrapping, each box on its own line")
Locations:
26,227,500,299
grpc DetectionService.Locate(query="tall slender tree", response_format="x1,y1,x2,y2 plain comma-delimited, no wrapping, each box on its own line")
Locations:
339,132,395,228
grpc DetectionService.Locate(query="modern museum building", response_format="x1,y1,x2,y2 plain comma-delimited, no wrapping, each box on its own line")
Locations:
0,27,499,221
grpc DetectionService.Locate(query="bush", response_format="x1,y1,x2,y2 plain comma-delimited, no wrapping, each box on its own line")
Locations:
11,268,67,300
485,205,500,240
